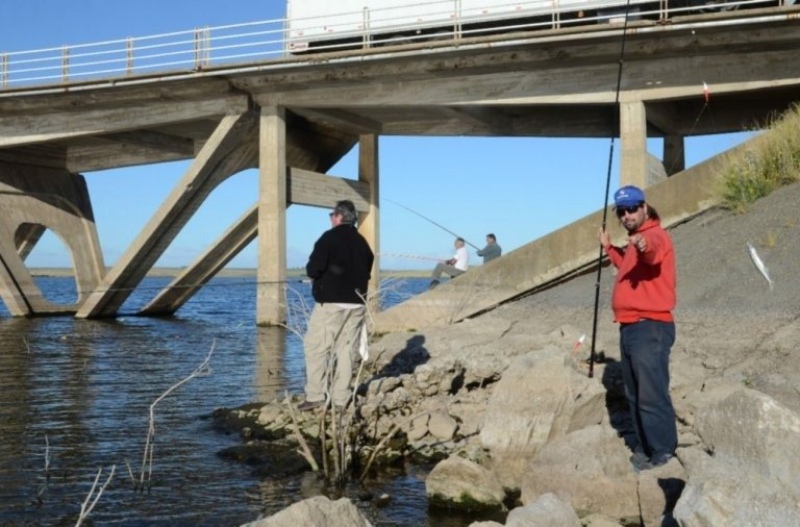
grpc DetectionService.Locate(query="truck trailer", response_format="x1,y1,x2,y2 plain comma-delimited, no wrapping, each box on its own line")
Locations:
285,0,788,53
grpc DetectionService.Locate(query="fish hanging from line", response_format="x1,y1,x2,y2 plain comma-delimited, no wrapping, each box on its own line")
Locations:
746,242,774,290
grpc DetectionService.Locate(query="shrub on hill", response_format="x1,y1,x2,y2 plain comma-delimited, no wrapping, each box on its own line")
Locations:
719,103,800,212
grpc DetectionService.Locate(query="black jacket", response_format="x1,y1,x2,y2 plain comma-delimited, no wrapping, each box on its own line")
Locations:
306,224,374,304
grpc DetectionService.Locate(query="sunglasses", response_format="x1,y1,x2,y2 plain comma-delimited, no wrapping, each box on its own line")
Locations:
615,204,641,217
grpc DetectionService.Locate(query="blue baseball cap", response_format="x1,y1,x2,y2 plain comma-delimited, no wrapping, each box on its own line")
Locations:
614,185,645,208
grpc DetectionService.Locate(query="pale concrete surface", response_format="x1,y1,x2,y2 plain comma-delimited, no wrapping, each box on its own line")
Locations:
0,162,104,315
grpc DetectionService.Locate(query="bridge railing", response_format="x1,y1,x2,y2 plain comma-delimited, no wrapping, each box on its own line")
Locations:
0,0,794,91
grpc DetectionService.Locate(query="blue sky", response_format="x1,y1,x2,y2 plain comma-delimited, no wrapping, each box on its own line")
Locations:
1,0,751,271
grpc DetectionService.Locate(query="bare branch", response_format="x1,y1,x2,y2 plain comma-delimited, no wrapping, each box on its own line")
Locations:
359,413,425,482
139,342,215,490
75,465,116,527
283,391,319,472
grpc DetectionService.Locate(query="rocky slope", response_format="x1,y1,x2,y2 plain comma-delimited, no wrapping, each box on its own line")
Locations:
237,181,800,527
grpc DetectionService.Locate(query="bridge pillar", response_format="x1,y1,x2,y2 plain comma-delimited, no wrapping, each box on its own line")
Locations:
357,134,380,310
257,106,288,325
620,101,648,188
0,162,104,316
664,135,686,175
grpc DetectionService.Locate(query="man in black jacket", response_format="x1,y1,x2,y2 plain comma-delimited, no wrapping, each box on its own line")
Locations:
298,200,374,411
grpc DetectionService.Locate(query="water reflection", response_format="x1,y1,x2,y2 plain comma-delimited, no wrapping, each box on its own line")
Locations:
254,326,289,402
0,276,475,526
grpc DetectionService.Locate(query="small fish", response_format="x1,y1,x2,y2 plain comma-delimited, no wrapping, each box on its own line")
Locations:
746,242,773,290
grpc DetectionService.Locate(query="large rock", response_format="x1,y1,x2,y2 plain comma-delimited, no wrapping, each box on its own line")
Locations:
694,387,800,493
636,456,686,527
481,347,605,487
520,425,639,522
673,447,800,526
241,496,372,527
504,493,581,526
426,455,506,512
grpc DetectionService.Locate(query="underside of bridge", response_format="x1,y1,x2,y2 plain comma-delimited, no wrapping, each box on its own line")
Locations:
0,6,798,322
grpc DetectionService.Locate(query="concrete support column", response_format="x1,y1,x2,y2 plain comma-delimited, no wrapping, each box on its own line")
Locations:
664,134,685,175
357,134,380,310
620,101,648,188
257,106,287,325
0,162,104,316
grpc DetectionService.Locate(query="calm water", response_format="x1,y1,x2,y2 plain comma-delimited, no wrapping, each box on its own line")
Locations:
0,275,483,526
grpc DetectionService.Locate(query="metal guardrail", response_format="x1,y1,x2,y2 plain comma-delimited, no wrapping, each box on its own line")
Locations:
0,0,793,90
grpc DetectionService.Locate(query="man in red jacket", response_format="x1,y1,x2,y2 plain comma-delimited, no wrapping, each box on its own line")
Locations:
599,185,677,472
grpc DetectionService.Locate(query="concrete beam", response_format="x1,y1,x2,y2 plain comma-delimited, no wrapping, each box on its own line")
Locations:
0,95,249,148
645,102,681,135
289,108,383,134
67,144,191,173
76,111,258,318
139,206,258,316
440,106,515,135
288,167,371,211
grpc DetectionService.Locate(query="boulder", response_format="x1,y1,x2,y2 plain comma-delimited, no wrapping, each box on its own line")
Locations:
480,347,604,487
505,493,581,526
426,455,506,512
240,496,372,527
636,456,686,527
520,425,639,522
673,447,800,526
694,387,800,493
428,411,458,441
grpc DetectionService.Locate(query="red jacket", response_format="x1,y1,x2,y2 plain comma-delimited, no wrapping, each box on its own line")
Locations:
604,218,676,323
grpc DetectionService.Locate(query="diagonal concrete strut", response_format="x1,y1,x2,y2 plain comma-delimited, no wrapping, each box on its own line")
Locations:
76,111,258,318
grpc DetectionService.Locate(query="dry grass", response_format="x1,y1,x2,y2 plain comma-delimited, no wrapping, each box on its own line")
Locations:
718,103,800,212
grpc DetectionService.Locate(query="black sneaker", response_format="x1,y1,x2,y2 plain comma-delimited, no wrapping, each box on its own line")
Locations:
429,280,439,290
632,453,673,473
630,451,651,473
297,400,324,412
650,453,673,468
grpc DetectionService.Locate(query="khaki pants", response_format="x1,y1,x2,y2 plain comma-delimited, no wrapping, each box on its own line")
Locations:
431,262,465,281
303,303,365,406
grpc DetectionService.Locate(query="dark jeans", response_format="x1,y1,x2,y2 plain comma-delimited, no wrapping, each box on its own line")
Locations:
619,319,677,460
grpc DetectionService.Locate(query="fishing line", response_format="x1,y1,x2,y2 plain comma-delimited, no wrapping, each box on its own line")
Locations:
378,252,441,262
29,276,307,297
664,85,712,176
27,272,425,300
385,197,480,250
589,0,635,379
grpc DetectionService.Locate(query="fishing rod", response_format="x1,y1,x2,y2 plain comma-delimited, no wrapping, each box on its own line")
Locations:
588,0,634,379
385,197,481,250
378,252,442,262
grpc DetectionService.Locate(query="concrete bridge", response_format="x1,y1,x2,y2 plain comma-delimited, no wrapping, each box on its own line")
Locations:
0,3,799,325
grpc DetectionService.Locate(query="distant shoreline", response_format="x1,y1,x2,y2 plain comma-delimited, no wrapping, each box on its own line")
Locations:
29,267,429,279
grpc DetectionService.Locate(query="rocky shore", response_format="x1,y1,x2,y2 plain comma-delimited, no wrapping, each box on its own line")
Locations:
221,182,800,526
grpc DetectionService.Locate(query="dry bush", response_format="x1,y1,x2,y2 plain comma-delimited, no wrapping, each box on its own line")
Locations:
718,104,800,211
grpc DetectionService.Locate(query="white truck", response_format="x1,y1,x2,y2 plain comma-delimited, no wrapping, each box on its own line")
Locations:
285,0,782,53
